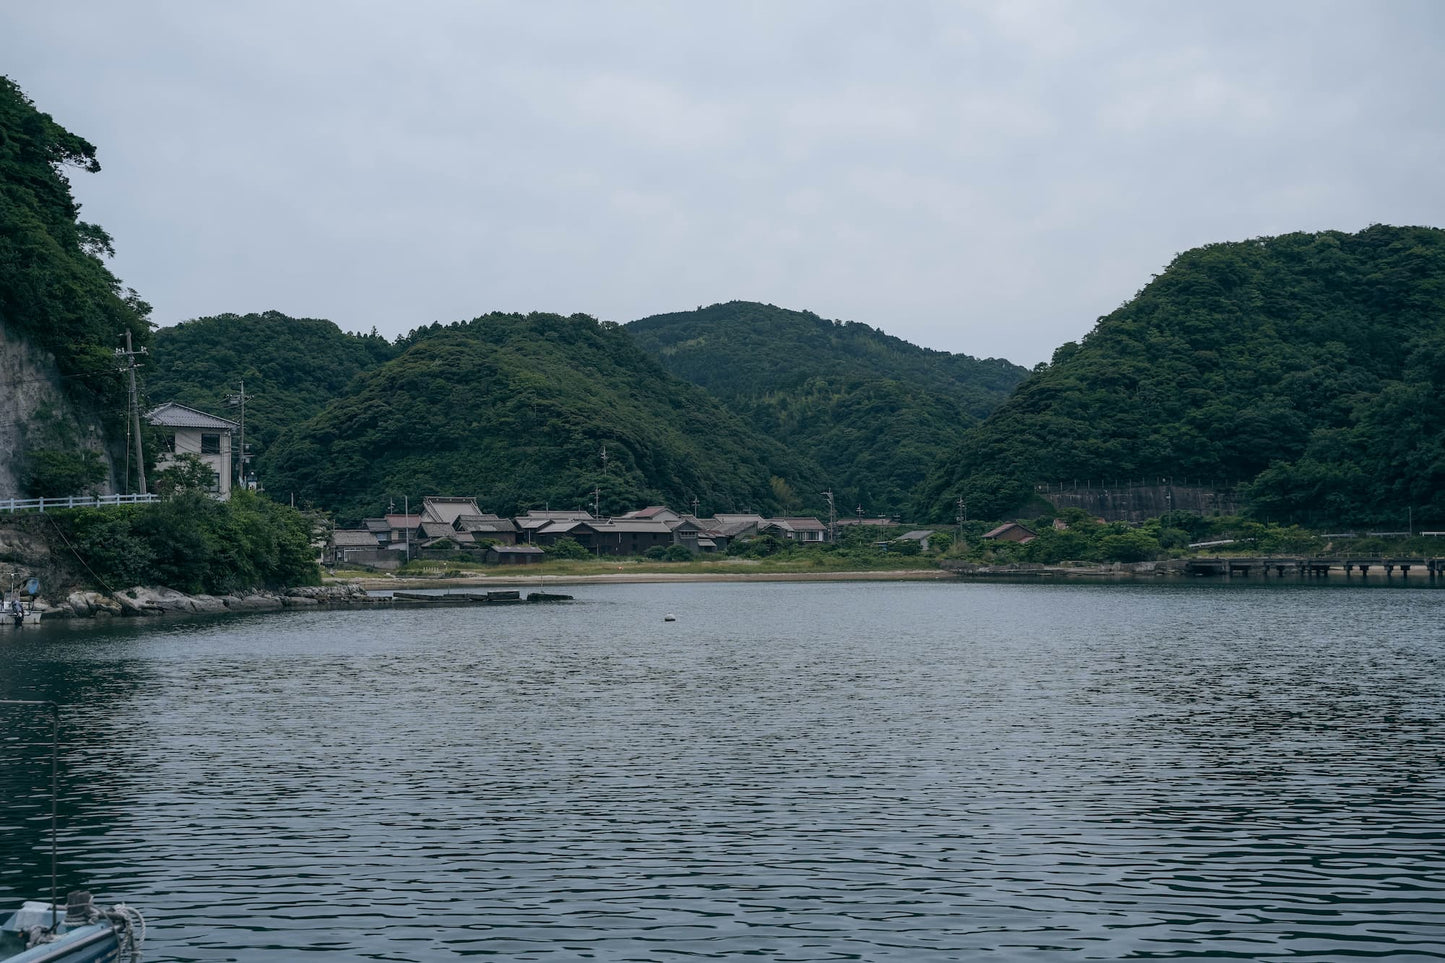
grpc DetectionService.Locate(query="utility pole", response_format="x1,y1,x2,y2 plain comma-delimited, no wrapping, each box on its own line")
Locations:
691,495,699,518
592,486,601,519
822,490,836,544
226,381,251,491
956,497,966,541
115,331,147,495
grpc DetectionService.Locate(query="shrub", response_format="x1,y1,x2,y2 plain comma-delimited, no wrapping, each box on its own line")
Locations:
24,448,107,496
1096,530,1159,563
544,536,591,560
50,491,320,593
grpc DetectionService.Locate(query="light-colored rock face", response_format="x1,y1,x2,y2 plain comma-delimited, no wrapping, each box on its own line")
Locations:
0,321,118,497
0,527,50,562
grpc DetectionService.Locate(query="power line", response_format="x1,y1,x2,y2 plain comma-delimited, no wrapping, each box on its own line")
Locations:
115,331,147,495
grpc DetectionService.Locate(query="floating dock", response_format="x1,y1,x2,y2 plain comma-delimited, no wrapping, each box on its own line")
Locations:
388,590,573,605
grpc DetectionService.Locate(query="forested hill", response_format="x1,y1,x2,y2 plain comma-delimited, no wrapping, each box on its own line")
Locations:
147,311,397,469
916,225,1445,528
1,76,152,496
264,312,825,523
626,301,1027,515
0,77,151,405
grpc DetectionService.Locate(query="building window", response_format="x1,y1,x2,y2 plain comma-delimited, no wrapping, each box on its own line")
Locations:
201,433,221,454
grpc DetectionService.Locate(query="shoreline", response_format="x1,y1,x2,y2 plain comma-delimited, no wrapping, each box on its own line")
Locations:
18,559,1445,622
347,569,952,590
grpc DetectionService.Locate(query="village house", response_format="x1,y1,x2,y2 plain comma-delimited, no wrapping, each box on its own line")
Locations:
895,529,940,551
384,513,421,553
667,515,713,553
590,518,675,556
709,513,767,541
326,498,833,569
420,495,482,526
760,517,829,542
363,517,392,544
453,513,518,546
621,506,683,525
486,544,545,565
982,522,1037,544
416,519,474,553
146,402,240,499
325,529,386,567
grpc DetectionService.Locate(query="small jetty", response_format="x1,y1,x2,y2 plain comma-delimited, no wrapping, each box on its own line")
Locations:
1182,556,1445,579
389,590,573,606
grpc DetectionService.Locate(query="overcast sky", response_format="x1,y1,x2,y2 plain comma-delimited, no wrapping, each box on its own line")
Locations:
4,2,1443,366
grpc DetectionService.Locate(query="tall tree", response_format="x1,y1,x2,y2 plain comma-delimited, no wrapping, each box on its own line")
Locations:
0,76,151,418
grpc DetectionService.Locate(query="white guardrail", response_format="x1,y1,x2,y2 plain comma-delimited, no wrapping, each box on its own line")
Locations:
0,493,160,513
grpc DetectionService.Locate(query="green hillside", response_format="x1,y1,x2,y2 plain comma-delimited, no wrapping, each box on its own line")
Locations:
626,301,1027,514
917,225,1445,527
264,312,825,523
147,311,397,471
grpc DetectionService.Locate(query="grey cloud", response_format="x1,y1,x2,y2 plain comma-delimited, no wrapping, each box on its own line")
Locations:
2,0,1441,365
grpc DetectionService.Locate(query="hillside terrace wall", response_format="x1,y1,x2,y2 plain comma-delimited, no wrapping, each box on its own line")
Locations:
1040,484,1239,523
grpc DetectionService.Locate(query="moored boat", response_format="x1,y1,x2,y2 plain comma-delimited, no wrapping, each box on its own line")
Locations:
0,703,145,962
1,892,143,963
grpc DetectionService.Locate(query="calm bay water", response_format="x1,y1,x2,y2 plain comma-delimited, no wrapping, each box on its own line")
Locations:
2,580,1443,961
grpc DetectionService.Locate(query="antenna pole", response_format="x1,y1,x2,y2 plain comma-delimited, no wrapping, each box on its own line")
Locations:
117,332,147,495
1,701,60,930
231,380,250,491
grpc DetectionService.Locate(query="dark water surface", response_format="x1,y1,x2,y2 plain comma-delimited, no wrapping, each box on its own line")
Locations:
2,580,1443,961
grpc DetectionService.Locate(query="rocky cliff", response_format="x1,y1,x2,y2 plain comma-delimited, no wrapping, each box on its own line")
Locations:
0,320,119,498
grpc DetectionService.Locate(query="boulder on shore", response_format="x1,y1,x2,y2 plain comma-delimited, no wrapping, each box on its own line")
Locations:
66,591,123,618
111,586,203,615
226,594,284,611
50,581,370,618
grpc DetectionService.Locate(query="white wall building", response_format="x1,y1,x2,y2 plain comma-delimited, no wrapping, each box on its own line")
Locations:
146,402,240,499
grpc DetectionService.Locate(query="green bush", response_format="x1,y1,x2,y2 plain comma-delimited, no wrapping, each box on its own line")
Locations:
51,491,320,593
1095,530,1159,563
643,545,668,560
24,448,107,497
544,536,591,560
151,454,217,497
663,544,693,562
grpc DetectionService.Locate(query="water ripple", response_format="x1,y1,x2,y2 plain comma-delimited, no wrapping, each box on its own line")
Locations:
2,581,1443,960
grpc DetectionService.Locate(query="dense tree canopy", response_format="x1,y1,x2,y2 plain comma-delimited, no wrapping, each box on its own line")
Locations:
916,225,1445,527
147,311,397,470
627,301,1026,514
265,312,825,523
0,76,150,422
49,490,319,594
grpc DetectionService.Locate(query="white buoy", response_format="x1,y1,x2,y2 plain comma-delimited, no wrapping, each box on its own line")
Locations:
663,613,676,622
